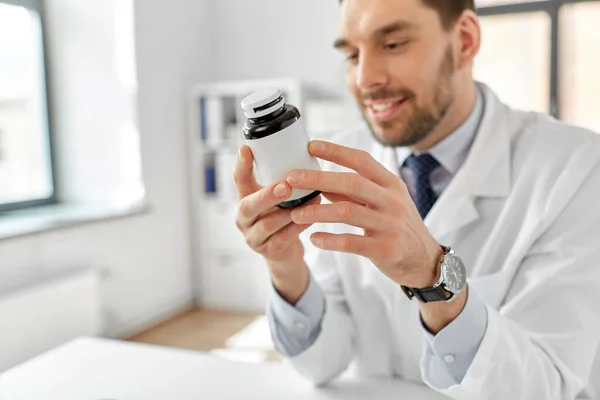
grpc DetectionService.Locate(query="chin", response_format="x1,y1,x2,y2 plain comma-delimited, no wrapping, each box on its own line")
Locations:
374,132,399,146
369,122,411,148
366,113,435,148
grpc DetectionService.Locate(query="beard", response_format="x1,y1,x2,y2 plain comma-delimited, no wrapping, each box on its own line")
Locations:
361,45,456,148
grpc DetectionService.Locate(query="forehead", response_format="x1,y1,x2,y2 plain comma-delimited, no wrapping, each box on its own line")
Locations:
338,0,441,39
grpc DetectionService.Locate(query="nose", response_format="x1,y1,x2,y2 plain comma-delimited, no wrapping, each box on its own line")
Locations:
355,51,389,92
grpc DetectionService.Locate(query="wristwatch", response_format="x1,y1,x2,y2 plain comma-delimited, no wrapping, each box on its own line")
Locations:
401,245,467,303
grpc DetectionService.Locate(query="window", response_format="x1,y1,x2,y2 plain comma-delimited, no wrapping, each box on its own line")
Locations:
559,1,600,133
474,0,600,133
475,11,551,113
0,0,55,213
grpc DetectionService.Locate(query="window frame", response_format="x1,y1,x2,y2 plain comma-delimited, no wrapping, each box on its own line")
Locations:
0,0,57,213
477,0,600,118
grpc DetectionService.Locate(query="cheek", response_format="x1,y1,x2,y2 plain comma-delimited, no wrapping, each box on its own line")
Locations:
386,51,428,100
389,53,419,82
418,46,451,86
345,68,362,103
398,52,442,107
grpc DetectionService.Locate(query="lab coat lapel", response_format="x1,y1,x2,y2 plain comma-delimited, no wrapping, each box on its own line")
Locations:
425,170,479,242
422,84,512,242
370,84,511,242
372,139,480,243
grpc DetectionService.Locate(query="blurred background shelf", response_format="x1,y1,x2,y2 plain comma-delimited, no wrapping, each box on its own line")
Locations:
187,79,358,313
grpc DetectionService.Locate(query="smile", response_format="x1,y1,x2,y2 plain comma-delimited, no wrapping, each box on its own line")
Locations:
365,98,408,122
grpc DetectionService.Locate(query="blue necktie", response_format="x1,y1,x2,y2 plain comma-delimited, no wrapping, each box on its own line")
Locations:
404,153,440,219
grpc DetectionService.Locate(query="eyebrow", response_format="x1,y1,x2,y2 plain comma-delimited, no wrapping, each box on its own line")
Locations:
333,20,417,50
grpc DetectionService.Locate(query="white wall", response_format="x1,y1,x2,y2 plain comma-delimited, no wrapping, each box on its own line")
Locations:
0,0,212,337
210,0,346,91
0,0,351,339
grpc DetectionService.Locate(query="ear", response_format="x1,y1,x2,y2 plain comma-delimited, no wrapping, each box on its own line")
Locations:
454,10,481,69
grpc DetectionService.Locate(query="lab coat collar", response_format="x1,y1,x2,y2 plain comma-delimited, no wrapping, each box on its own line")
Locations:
464,83,511,198
372,83,512,241
395,86,484,176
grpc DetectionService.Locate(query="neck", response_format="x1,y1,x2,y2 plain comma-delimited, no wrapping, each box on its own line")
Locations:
410,80,478,153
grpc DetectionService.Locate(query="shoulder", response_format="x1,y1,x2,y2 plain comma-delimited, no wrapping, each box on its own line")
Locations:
480,83,600,172
514,110,600,152
506,109,600,221
509,109,600,174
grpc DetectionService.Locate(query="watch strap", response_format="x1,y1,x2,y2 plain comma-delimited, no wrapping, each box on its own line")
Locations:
402,285,452,303
400,245,454,303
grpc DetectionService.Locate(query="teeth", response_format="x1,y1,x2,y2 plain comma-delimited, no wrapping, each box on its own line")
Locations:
371,102,395,112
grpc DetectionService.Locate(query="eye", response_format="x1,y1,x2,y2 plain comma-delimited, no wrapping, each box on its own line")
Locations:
345,53,359,63
384,41,409,51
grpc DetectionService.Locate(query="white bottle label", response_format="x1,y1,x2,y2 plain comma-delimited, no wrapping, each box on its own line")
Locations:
245,116,321,202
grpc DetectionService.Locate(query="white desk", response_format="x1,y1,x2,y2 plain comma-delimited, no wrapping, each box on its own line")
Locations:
0,337,448,399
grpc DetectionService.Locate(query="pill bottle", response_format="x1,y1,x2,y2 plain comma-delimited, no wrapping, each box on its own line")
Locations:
241,88,321,208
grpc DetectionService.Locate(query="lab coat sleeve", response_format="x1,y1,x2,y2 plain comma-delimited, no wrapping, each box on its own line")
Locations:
285,224,357,386
267,272,326,357
422,287,488,385
422,147,600,399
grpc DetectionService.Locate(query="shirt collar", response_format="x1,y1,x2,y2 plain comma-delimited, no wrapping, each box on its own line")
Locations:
395,87,484,175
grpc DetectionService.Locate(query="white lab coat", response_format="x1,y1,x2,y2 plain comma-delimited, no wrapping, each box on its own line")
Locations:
288,85,600,399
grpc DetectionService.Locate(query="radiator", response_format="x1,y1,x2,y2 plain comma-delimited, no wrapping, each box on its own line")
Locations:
0,267,103,372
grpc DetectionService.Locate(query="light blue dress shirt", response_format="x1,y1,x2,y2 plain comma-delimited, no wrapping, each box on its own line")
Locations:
268,88,488,385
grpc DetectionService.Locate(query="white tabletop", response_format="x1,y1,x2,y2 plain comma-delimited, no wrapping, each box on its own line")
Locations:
0,337,448,400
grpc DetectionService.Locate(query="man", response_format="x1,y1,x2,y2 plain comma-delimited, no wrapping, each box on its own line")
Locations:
233,0,600,398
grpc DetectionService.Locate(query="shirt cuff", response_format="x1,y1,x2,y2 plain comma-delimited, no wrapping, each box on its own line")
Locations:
421,286,488,384
269,272,326,341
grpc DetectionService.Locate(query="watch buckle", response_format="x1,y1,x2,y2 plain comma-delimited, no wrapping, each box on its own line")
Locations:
401,285,414,300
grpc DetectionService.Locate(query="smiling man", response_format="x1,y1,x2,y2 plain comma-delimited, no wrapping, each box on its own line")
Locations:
233,0,600,398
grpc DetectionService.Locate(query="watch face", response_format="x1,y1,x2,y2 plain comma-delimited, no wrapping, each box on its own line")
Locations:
441,254,467,293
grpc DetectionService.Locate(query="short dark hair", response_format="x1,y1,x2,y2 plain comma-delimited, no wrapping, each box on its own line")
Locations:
339,0,476,30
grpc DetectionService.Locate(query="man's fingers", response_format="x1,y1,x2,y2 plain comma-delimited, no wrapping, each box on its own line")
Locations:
308,141,398,188
309,232,376,259
245,209,293,249
238,180,292,226
287,170,389,209
251,196,320,254
256,222,313,258
321,192,363,205
268,222,313,249
290,202,386,231
233,145,261,199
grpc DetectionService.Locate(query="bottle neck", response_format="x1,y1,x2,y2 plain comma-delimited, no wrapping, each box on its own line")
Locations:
249,105,286,124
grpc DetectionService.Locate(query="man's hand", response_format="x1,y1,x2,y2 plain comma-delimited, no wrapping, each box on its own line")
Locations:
287,140,443,289
287,140,468,333
233,145,321,304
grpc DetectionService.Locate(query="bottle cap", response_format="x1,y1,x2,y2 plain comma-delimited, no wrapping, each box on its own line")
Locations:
241,88,285,118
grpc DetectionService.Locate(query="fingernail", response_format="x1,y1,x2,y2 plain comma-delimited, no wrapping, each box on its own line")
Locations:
238,148,246,162
273,183,289,198
287,171,304,185
310,234,324,247
309,141,325,152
